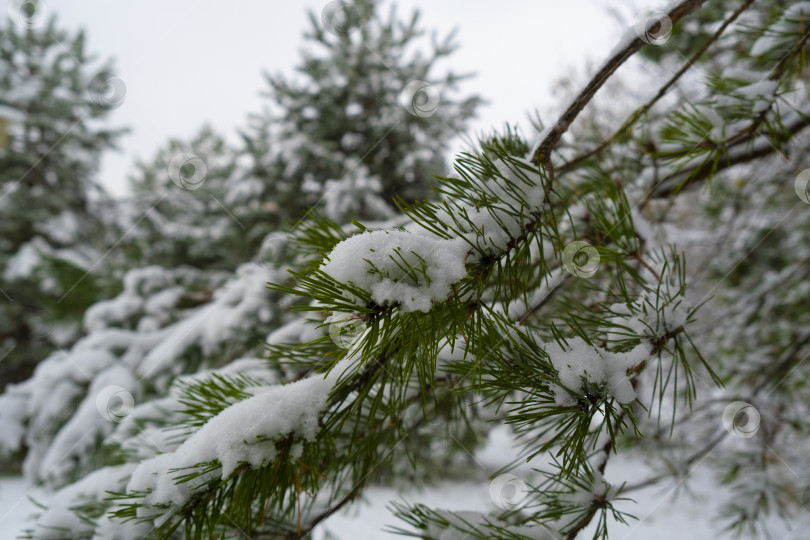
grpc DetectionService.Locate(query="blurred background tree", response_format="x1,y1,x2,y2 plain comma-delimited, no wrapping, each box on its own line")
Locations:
0,0,483,489
119,0,482,271
239,0,482,232
0,4,126,386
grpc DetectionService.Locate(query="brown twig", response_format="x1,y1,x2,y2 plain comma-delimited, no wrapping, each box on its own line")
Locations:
531,0,708,171
648,107,810,198
558,0,756,175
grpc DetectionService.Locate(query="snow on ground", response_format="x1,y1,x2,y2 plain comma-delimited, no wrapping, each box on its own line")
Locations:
315,425,806,539
1,426,805,539
0,476,42,539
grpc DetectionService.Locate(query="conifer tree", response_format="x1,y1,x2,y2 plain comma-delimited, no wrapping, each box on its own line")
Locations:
0,0,481,504
122,125,243,270
120,0,482,270
3,1,810,539
0,2,125,385
240,0,482,230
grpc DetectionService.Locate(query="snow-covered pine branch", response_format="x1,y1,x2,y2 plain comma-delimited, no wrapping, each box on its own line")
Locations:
3,0,810,538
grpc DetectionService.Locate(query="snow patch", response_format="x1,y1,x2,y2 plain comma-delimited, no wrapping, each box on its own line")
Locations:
546,337,645,406
127,360,350,516
321,229,470,312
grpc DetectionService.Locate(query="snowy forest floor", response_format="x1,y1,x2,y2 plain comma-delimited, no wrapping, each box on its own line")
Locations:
1,425,804,539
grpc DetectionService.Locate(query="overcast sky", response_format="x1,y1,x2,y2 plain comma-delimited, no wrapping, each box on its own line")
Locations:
9,0,654,196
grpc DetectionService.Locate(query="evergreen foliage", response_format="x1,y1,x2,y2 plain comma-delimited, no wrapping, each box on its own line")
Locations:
1,0,809,538
0,2,125,386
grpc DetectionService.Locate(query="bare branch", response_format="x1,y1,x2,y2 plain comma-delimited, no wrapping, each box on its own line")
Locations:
530,0,708,173
558,0,756,175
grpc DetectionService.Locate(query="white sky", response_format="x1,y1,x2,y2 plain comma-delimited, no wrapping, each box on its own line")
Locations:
10,0,652,196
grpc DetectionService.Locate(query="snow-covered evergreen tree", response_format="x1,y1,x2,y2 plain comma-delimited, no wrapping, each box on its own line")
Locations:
121,125,243,271
0,0,480,515
117,0,481,270
0,2,125,386
2,0,810,538
240,0,482,229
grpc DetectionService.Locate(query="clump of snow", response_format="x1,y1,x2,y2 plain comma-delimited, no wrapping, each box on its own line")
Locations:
106,358,278,462
37,364,139,482
0,347,127,483
546,337,645,406
84,266,178,332
460,158,546,254
40,211,81,245
223,176,264,206
345,102,363,116
127,360,350,516
136,262,275,383
606,295,692,357
321,157,546,313
735,80,778,101
417,158,546,258
320,229,470,312
321,166,395,221
721,67,768,83
713,78,778,120
561,469,610,509
551,469,615,534
640,299,689,343
3,236,96,284
3,238,47,280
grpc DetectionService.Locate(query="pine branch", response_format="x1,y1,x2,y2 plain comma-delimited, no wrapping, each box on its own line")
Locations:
727,23,810,143
622,329,810,494
648,20,810,198
530,0,709,172
558,0,757,175
648,105,810,198
251,483,362,538
516,270,573,324
561,435,619,540
620,429,727,493
751,328,810,397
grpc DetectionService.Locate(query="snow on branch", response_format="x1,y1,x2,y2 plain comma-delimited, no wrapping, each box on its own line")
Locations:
317,155,549,313
125,360,350,520
320,230,469,312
